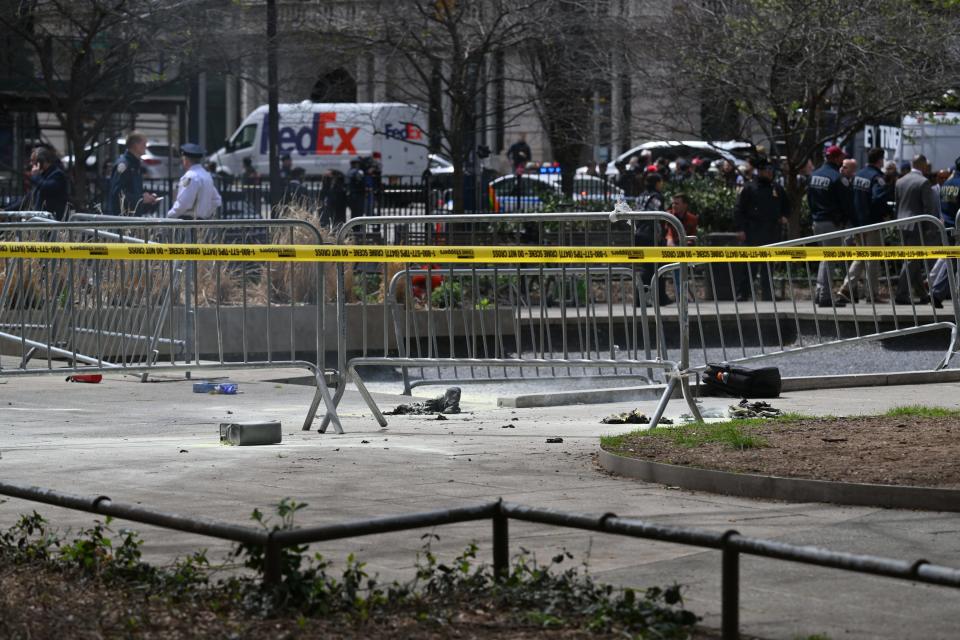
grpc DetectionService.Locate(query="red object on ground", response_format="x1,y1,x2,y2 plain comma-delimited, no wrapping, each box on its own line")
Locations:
65,374,103,383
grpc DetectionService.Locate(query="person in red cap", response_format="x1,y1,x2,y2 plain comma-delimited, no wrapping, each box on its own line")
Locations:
807,144,854,306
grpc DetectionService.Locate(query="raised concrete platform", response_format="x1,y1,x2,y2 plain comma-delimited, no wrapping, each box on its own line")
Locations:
500,368,960,407
2,370,960,639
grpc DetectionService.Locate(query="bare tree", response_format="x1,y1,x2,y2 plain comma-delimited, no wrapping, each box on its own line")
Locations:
332,0,550,213
0,0,232,206
523,1,610,193
634,0,960,234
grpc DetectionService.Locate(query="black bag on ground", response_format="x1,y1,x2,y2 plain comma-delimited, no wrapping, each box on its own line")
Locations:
701,363,781,398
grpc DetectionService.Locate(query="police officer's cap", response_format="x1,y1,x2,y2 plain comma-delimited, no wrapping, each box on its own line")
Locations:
180,143,206,158
955,155,960,172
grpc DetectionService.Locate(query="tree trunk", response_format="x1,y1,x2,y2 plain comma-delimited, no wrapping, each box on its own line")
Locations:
65,121,90,211
784,161,803,240
450,130,465,215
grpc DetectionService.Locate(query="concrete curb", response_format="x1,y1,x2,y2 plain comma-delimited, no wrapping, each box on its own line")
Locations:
499,368,960,408
598,449,960,512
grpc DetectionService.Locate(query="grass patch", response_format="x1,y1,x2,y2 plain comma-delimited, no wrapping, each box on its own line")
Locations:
884,405,960,419
601,413,806,452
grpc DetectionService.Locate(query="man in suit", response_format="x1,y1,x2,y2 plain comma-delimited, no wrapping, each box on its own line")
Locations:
894,154,940,305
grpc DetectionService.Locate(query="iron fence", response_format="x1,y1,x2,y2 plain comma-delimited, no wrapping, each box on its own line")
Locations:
2,172,630,222
0,215,342,432
2,479,959,640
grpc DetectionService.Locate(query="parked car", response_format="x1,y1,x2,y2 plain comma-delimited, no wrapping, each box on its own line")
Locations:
486,172,623,212
578,140,754,177
64,138,178,180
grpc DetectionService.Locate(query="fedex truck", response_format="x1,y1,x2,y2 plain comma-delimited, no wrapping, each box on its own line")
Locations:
209,102,429,177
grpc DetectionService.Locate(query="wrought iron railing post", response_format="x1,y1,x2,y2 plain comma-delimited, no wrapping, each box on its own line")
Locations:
493,500,509,582
721,530,740,640
263,534,282,587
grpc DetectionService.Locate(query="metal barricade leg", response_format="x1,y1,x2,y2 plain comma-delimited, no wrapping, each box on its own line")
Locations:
303,366,343,433
348,361,389,427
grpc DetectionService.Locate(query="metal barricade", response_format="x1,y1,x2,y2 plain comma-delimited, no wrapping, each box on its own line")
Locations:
0,215,342,432
321,209,703,430
664,215,960,376
0,211,55,222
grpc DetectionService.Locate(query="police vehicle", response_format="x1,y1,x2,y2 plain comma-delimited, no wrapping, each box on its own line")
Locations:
464,166,622,212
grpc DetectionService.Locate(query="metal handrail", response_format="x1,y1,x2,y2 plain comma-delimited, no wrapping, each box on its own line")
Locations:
2,479,959,640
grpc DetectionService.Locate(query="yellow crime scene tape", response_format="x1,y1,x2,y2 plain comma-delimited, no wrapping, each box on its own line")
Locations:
0,242,959,263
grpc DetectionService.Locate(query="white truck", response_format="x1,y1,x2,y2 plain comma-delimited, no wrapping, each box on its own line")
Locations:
209,102,429,177
897,112,960,171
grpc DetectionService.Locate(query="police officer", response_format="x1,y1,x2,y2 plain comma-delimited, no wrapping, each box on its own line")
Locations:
928,156,960,302
733,157,789,300
346,157,365,218
837,147,891,302
166,143,222,220
280,153,294,181
939,156,960,229
807,145,853,306
106,131,157,215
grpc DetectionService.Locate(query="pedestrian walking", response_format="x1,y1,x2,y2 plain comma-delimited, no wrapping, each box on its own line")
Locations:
280,153,295,182
928,156,960,302
733,157,789,301
894,154,940,306
106,131,158,215
837,147,891,303
320,169,347,226
506,136,532,172
166,144,222,220
346,158,366,218
664,193,698,247
635,172,671,306
807,145,853,307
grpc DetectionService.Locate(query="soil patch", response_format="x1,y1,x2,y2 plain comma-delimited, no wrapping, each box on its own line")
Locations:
603,415,960,487
0,562,728,639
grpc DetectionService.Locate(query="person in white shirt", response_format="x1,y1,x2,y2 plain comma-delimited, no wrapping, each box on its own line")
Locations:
166,143,222,219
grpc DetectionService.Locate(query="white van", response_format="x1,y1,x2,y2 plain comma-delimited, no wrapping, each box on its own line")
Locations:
209,102,429,177
898,112,960,171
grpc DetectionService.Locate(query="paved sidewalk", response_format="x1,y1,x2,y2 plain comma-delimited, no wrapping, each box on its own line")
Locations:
1,370,959,639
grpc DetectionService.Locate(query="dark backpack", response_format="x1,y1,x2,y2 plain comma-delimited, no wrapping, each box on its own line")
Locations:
702,363,782,398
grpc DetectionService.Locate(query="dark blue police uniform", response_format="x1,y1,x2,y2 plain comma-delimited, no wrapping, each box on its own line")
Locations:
940,174,960,228
807,159,853,306
852,164,890,227
807,161,852,226
106,150,144,215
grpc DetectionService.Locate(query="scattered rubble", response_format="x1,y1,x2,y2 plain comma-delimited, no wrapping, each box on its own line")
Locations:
385,387,461,415
728,399,782,419
601,409,673,425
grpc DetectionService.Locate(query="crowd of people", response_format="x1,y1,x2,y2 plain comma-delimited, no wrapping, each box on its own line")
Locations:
231,152,380,224
590,142,960,307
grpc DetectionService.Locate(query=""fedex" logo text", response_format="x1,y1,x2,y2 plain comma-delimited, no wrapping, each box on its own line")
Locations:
384,122,423,141
261,112,359,156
